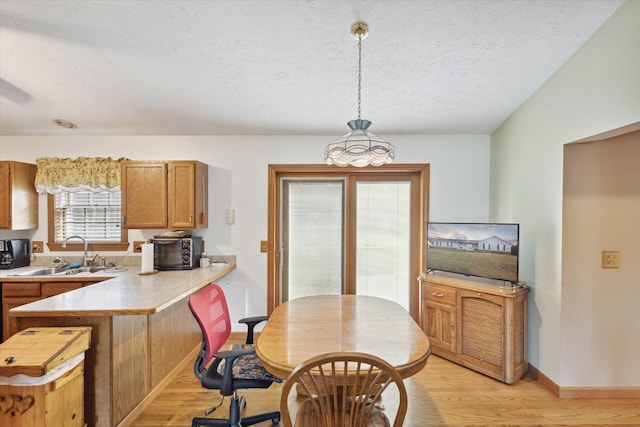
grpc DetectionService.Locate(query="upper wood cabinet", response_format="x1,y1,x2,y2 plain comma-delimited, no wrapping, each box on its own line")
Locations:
122,161,168,229
121,160,208,229
0,161,39,230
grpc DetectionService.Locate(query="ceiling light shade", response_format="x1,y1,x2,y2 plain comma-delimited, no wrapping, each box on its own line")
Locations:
325,23,394,167
325,119,395,167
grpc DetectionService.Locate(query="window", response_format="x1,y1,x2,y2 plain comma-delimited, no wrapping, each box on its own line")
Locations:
268,164,429,321
48,191,128,251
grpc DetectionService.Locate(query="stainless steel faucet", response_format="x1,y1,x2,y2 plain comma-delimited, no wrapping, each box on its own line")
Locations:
61,235,92,267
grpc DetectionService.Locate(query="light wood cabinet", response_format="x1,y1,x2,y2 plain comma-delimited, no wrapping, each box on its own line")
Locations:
167,161,208,229
0,161,39,230
1,281,96,341
423,283,456,353
121,160,208,229
121,161,168,228
420,272,528,384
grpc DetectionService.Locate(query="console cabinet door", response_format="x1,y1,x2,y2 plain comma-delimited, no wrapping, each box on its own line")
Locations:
457,290,505,379
422,283,457,353
122,161,168,228
423,300,456,353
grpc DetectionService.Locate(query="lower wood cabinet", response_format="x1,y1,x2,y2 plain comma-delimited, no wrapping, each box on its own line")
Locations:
1,280,98,341
420,272,529,384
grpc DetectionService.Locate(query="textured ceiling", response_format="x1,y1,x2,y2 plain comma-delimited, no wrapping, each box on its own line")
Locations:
0,0,624,136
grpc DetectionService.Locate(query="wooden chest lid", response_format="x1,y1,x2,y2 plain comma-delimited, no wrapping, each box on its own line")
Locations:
0,327,91,377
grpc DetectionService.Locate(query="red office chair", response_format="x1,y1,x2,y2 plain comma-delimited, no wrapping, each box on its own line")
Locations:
188,283,281,427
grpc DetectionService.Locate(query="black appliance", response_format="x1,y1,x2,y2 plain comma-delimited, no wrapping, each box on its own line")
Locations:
150,236,202,270
0,239,31,269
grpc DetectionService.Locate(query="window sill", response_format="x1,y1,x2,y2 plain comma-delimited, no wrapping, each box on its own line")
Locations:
48,242,131,252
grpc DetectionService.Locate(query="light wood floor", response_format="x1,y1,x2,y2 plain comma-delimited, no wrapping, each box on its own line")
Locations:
132,346,640,426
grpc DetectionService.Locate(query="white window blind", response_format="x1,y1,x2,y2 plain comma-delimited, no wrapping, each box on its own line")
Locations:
54,191,122,242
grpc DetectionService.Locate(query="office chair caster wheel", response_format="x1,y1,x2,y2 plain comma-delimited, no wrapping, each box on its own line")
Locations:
271,414,281,424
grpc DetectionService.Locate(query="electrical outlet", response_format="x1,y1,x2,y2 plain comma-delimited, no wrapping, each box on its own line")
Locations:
133,241,145,253
260,240,268,252
602,251,620,269
32,241,44,253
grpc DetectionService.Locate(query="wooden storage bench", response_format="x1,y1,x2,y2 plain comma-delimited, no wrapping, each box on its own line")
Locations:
0,327,91,427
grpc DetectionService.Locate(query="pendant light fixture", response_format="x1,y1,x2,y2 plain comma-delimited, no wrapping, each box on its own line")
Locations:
325,23,395,167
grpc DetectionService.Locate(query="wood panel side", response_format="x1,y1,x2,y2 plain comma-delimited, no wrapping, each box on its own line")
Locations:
0,161,11,228
113,315,150,424
149,297,201,388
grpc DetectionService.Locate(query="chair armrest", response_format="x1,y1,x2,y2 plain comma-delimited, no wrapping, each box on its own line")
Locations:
211,346,258,395
214,347,255,360
239,315,270,344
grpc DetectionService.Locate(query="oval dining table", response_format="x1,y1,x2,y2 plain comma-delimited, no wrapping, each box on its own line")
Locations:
255,294,431,380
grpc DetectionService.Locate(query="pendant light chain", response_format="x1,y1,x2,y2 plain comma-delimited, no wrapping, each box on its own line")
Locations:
325,22,395,167
357,34,362,120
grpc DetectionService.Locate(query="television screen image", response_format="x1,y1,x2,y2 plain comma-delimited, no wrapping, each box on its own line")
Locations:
427,222,519,283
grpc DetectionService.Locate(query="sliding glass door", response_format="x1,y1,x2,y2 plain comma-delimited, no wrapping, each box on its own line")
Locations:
282,180,344,301
268,164,429,320
356,180,411,309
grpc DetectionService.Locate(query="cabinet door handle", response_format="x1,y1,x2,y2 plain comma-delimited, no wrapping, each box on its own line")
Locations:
431,292,444,297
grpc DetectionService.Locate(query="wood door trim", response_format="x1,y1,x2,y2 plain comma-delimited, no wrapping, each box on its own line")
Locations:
267,163,429,321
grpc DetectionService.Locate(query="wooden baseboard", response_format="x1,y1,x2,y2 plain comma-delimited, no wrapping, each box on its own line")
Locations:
527,364,640,398
559,387,640,399
526,364,560,397
229,330,262,342
117,344,201,427
230,331,249,341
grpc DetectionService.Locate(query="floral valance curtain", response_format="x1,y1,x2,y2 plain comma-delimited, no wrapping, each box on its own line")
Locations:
35,157,128,194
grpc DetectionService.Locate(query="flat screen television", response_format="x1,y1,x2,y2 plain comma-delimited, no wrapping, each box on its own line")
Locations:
427,222,519,284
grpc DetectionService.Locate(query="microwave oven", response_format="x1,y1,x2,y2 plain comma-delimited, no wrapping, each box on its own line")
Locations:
150,237,202,270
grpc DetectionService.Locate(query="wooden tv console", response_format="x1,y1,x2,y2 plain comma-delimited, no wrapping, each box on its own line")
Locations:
419,272,529,384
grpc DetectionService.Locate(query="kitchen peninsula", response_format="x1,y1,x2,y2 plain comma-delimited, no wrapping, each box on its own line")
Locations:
2,264,236,427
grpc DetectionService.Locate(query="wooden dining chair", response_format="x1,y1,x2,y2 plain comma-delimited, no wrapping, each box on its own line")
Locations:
280,352,408,427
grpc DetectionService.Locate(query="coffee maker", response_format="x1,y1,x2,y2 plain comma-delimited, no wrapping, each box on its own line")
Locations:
0,239,31,269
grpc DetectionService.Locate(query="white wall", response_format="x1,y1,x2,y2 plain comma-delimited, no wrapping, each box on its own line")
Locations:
490,0,640,386
0,134,490,321
562,132,640,387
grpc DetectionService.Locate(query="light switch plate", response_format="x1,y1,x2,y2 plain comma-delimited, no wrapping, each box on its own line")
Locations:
226,208,235,225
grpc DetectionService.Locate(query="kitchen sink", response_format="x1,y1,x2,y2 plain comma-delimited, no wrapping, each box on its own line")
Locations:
11,267,70,276
10,266,110,276
67,266,110,274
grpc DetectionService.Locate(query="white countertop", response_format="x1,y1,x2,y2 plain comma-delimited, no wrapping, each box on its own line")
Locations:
1,264,236,317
